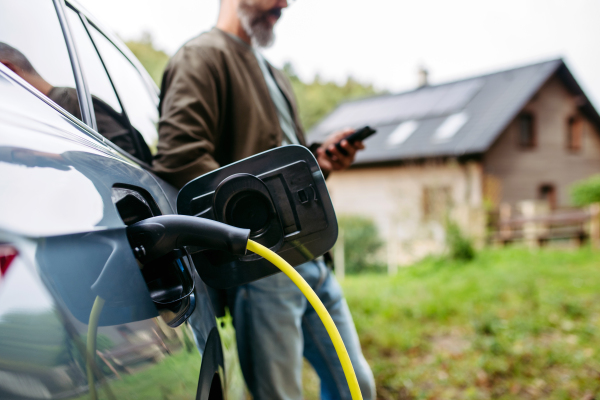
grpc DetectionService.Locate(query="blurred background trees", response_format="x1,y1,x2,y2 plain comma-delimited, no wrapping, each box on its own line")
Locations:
337,215,384,274
282,63,382,131
570,174,600,206
124,32,169,87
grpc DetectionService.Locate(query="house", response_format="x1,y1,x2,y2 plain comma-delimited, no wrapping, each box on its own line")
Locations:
308,59,600,266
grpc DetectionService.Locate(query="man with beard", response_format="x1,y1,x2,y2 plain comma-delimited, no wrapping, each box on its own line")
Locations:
154,1,376,399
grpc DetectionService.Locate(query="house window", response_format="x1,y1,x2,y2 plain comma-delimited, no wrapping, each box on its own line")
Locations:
422,186,452,220
518,113,535,149
539,184,556,209
567,117,583,151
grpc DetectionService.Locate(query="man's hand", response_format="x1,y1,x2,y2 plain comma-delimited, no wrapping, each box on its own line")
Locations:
315,128,365,175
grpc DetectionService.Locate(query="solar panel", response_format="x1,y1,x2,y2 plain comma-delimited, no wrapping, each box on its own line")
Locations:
311,78,484,138
430,79,483,115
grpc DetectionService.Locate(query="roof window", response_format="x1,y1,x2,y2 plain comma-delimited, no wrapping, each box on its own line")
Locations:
387,120,419,146
432,112,468,142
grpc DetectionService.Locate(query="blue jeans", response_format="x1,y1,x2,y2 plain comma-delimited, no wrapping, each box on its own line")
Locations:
231,260,376,400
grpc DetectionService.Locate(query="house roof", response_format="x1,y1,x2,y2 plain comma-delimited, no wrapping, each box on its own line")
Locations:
307,59,600,165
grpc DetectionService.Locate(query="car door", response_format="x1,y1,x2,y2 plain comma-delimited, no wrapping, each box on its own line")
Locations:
0,1,225,399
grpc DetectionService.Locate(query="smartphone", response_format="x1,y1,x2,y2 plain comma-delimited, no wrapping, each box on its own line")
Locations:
325,126,377,157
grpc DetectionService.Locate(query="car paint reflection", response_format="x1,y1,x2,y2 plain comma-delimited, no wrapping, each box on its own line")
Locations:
0,234,206,399
0,46,218,400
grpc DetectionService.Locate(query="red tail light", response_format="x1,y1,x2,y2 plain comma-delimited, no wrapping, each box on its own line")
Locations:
0,245,18,277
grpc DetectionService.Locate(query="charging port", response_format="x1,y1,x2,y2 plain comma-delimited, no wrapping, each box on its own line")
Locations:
112,186,160,226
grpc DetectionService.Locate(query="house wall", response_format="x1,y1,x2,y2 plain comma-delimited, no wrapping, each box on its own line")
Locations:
483,74,600,207
325,160,485,266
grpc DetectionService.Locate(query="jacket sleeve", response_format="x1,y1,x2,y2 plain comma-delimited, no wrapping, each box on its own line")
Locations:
153,45,223,189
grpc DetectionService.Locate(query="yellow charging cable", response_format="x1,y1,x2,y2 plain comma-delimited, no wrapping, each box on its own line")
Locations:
87,296,105,400
246,240,363,400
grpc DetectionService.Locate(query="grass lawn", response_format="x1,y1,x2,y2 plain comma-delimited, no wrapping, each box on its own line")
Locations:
335,247,600,399
72,247,599,399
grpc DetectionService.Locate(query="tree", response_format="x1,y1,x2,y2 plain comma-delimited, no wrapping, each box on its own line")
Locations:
445,219,475,261
337,215,383,274
125,32,170,86
571,174,600,206
283,62,383,131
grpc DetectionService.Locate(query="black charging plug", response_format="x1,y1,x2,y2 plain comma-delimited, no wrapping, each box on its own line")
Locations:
126,215,251,265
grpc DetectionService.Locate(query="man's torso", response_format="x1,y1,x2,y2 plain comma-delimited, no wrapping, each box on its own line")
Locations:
154,28,305,188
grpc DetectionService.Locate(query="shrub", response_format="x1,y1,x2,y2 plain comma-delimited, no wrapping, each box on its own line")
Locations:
446,220,475,261
570,174,600,206
337,215,383,274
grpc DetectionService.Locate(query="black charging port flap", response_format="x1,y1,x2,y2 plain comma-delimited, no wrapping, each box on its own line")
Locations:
177,145,338,289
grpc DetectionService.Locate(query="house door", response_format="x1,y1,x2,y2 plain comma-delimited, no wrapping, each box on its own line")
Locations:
539,184,557,209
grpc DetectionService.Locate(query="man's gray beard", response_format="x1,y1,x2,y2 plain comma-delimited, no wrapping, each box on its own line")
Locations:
237,3,275,48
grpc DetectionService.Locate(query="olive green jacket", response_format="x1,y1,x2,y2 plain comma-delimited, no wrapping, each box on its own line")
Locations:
153,28,307,189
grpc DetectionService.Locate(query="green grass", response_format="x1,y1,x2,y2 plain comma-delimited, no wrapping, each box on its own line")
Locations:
339,247,600,399
71,247,600,399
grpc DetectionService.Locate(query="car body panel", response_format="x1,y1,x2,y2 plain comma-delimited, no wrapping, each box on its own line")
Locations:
0,28,221,399
0,232,206,399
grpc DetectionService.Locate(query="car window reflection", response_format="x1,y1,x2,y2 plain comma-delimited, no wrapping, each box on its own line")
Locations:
0,42,151,163
0,0,79,108
64,8,154,164
0,42,80,115
89,27,159,154
64,7,122,114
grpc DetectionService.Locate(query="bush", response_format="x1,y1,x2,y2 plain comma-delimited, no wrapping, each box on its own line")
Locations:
125,32,170,86
570,174,600,206
446,220,475,261
337,215,383,274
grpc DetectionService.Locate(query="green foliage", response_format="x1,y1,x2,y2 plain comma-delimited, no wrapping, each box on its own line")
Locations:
337,215,383,274
125,32,170,87
283,63,382,131
570,174,600,206
446,220,476,261
339,247,600,399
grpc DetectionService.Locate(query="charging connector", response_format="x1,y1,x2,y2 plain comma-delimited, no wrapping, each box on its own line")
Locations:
126,215,251,264
86,216,250,398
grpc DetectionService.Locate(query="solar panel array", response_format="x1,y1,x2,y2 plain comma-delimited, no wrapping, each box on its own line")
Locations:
308,59,564,165
314,78,483,135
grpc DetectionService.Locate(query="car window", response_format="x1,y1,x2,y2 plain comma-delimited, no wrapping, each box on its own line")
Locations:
88,26,159,154
64,8,121,113
65,7,153,163
0,0,81,121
